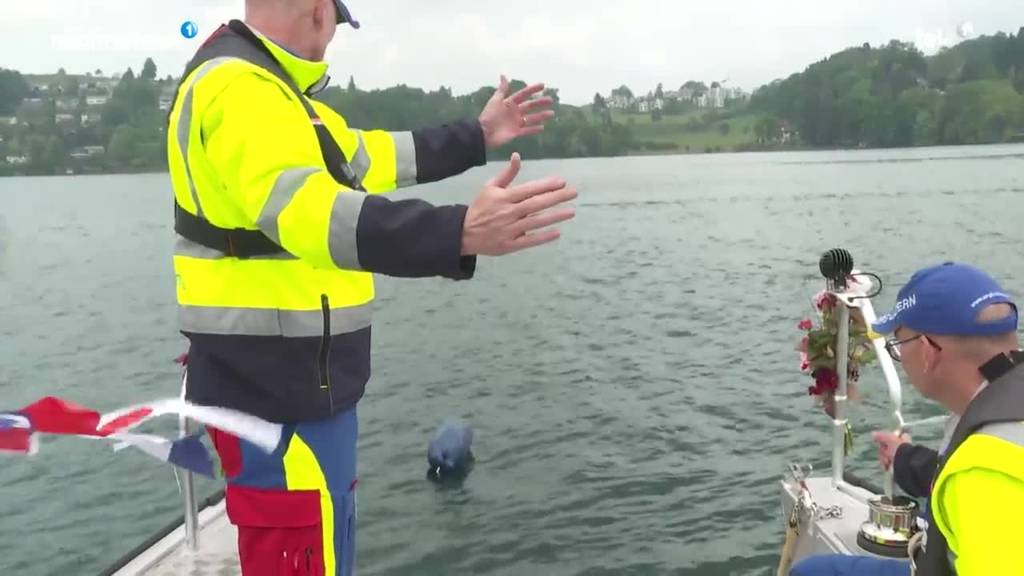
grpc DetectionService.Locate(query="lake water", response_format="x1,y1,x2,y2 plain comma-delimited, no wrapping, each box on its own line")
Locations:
2,144,1023,575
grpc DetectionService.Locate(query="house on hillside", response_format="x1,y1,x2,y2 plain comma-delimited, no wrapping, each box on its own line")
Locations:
635,95,665,114
16,99,52,125
83,78,113,91
607,94,630,109
70,145,105,160
159,87,178,111
709,84,725,108
56,113,77,125
726,87,749,102
27,79,50,93
83,75,117,87
56,98,78,111
81,112,102,126
779,121,797,144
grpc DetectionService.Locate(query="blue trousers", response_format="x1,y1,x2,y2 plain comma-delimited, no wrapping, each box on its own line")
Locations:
211,407,358,576
790,555,911,576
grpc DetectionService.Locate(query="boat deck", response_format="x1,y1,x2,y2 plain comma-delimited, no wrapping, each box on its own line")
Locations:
780,474,909,563
106,471,896,574
107,493,240,576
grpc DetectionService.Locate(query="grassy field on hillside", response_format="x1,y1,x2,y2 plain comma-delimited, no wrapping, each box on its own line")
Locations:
608,109,760,153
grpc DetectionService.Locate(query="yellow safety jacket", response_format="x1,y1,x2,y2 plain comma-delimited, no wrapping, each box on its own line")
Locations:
167,20,485,423
918,352,1024,575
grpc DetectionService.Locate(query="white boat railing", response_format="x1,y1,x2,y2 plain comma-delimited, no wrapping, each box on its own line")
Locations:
178,369,200,553
831,301,851,488
827,264,906,501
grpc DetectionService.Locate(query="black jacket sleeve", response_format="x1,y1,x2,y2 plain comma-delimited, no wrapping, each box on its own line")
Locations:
348,119,485,279
893,443,939,498
412,119,487,184
355,195,475,280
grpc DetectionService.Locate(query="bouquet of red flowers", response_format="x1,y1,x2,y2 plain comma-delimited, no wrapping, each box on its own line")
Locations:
797,290,876,418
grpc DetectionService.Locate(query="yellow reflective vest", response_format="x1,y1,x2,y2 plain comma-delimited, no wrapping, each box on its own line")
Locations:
929,422,1024,575
918,354,1024,575
167,20,485,422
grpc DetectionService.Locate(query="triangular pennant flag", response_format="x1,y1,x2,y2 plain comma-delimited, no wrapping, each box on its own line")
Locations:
0,414,35,454
20,397,102,436
0,413,30,431
3,395,281,477
108,433,173,460
97,407,155,436
168,433,217,478
0,427,33,453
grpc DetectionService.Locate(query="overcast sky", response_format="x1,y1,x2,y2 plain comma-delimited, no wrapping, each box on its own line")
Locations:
0,1,1020,105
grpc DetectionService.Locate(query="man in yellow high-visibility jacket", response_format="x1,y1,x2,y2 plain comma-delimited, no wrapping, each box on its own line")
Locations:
791,263,1024,576
166,1,577,574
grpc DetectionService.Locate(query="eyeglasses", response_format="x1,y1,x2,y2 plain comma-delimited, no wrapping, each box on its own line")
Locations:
885,334,942,362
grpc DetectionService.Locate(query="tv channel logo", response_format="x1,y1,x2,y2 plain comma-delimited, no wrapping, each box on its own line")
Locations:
181,21,199,40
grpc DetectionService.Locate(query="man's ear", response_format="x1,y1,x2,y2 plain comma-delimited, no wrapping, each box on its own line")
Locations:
312,0,327,29
922,336,940,374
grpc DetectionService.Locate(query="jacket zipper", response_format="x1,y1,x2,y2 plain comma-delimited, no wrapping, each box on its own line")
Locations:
319,294,333,408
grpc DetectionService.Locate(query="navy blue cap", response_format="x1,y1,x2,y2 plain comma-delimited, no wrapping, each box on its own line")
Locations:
873,262,1017,336
333,0,360,29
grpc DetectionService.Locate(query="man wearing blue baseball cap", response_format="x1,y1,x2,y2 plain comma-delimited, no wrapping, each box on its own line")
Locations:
791,263,1024,576
167,1,572,575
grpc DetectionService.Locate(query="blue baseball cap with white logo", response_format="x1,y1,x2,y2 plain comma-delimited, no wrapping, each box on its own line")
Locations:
333,0,360,29
872,262,1018,336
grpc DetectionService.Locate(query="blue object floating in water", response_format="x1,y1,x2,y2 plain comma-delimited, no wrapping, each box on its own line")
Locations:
427,419,474,481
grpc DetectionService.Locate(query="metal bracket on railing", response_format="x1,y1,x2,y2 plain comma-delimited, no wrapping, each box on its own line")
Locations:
786,462,844,522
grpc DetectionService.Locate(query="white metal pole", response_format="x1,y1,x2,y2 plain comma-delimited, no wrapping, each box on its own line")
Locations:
858,299,904,429
180,370,199,552
832,302,850,488
858,297,905,498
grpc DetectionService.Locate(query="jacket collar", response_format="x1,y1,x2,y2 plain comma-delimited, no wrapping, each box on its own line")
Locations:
241,22,330,94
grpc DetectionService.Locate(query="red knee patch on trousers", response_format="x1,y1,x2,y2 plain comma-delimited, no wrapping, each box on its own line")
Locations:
226,485,325,576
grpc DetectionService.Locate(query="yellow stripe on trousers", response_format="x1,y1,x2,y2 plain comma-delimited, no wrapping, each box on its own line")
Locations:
283,434,336,576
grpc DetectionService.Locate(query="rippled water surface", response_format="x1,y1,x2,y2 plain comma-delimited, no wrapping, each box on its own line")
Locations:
2,145,1023,575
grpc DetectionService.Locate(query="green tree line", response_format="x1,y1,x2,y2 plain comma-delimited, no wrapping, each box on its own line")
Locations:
750,29,1024,147
316,77,634,159
0,68,633,176
2,25,1024,176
